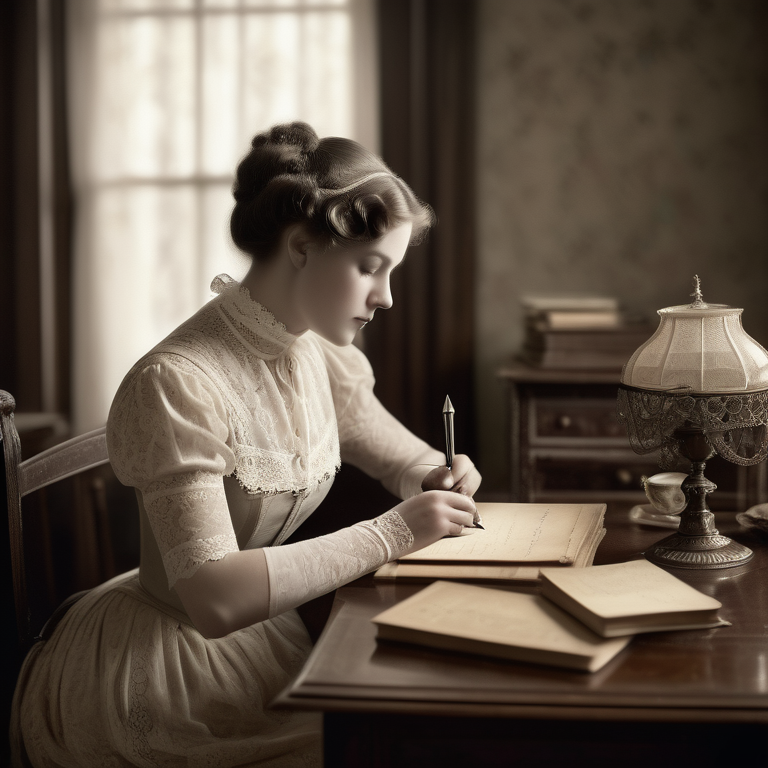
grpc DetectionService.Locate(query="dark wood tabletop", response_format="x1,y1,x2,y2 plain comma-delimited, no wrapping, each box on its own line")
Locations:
279,507,768,722
277,506,768,766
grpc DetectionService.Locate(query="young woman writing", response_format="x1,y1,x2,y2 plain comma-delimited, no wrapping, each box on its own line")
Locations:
13,122,481,767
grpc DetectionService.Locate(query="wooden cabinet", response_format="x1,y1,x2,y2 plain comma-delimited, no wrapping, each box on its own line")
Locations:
498,363,767,510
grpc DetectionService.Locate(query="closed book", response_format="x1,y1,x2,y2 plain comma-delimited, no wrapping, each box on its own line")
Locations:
524,325,655,352
374,561,543,585
539,559,729,638
521,296,619,313
372,580,631,673
519,348,635,370
530,310,622,330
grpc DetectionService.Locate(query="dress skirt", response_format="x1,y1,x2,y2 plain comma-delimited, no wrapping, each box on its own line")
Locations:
11,571,322,767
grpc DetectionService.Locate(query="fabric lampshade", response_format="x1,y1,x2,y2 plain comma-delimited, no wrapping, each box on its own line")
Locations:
620,301,768,395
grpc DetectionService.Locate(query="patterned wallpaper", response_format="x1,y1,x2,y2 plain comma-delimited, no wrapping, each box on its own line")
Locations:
474,0,768,490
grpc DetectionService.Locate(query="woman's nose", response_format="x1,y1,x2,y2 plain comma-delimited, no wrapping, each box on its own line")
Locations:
371,278,393,310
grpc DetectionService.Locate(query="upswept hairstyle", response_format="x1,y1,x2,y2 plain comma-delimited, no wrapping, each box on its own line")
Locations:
230,122,435,261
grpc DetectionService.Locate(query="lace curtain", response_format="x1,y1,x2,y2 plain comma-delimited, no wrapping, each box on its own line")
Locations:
66,0,378,432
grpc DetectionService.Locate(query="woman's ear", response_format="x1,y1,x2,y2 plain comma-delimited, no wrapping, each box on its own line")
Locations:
285,225,313,270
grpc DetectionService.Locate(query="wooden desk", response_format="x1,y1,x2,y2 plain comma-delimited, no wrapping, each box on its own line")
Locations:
278,507,768,767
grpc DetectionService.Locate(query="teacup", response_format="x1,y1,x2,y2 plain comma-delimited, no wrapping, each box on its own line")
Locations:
641,472,688,515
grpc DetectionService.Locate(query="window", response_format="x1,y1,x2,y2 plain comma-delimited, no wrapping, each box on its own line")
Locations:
67,0,378,430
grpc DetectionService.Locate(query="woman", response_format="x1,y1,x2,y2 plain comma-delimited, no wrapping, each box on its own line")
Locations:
12,122,481,767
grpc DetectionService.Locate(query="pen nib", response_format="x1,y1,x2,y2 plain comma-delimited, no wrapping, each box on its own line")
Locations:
443,395,455,415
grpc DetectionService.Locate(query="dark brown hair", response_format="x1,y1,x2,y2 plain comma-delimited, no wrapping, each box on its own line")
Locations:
230,122,435,260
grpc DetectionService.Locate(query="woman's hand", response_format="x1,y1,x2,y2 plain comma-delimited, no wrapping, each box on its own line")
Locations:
394,490,477,553
421,454,482,498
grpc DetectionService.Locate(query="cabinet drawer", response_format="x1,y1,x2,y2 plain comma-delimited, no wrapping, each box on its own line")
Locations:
528,453,741,509
530,398,626,442
530,454,657,494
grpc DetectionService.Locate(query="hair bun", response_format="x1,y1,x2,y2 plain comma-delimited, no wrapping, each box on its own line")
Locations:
245,122,320,177
253,121,320,154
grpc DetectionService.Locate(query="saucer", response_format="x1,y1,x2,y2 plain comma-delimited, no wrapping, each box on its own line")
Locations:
629,504,681,529
736,503,768,535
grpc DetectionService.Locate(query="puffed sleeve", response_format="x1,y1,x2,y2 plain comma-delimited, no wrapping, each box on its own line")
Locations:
316,338,445,499
107,355,239,587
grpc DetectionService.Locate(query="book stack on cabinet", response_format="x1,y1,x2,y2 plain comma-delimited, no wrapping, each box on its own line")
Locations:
520,295,654,370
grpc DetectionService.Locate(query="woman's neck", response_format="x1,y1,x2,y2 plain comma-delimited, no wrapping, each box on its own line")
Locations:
240,258,307,336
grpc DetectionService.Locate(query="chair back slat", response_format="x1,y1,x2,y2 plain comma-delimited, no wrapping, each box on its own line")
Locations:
1,390,111,649
19,428,109,497
1,391,28,647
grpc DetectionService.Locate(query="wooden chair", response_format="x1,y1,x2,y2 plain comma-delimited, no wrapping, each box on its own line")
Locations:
1,390,112,652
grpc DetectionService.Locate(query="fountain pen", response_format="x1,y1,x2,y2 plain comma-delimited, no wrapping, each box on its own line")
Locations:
443,395,484,529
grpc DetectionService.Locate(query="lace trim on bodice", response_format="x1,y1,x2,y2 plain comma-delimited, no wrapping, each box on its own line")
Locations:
211,273,297,361
233,425,339,496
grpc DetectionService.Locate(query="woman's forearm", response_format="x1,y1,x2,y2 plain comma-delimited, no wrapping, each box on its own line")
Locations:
263,510,413,617
173,510,414,638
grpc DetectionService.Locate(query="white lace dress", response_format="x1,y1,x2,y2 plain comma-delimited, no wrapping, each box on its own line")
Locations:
12,277,443,768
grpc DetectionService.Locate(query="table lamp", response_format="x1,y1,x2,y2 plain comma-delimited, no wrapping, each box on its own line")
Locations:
617,276,768,569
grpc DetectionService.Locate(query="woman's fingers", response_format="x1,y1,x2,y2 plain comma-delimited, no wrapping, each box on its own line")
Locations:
448,455,482,497
444,498,476,536
395,490,477,551
421,456,482,496
445,493,476,530
421,465,454,491
441,488,476,513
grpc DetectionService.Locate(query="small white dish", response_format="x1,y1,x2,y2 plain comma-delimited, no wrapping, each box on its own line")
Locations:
629,503,681,529
736,503,768,535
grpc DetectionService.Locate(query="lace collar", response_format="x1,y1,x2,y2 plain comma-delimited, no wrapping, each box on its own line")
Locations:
211,274,298,361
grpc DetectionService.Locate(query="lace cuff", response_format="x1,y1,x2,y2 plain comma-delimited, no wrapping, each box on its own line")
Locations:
263,510,415,618
361,510,415,560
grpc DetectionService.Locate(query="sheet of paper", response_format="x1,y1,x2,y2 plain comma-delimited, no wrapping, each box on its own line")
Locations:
399,502,604,564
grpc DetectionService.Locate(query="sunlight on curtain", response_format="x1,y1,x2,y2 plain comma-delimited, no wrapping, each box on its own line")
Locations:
67,0,378,431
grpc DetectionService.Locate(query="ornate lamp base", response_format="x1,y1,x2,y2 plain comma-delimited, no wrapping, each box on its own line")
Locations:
645,531,753,569
618,384,767,568
644,430,753,570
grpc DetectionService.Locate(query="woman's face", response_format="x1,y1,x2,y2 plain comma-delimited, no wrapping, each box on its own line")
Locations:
295,222,412,346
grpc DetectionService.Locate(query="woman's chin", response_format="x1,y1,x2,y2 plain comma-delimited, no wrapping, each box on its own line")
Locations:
314,328,357,347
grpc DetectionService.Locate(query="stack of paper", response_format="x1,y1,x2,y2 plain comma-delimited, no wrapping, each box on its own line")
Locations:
374,502,606,585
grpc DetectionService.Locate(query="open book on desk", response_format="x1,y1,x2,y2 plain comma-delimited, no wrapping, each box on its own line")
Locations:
375,502,606,585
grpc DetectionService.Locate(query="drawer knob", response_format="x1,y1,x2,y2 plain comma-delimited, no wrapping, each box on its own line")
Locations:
557,415,572,429
616,468,633,485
